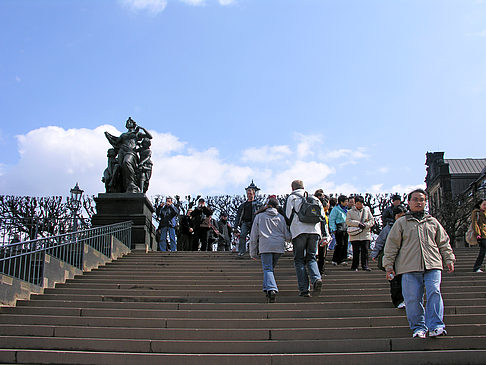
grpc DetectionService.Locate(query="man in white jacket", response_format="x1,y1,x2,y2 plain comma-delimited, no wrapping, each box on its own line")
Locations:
285,180,324,297
249,197,291,303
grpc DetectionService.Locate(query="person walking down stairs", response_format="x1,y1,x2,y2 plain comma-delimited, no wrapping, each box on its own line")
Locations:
383,189,455,339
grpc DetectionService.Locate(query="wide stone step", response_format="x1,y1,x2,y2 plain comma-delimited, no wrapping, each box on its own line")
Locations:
1,313,484,330
2,248,485,364
0,323,481,343
2,335,486,354
1,323,485,340
1,348,486,365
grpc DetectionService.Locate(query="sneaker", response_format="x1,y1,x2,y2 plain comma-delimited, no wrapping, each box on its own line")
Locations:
397,302,406,309
267,290,276,303
429,327,447,337
412,330,427,338
475,269,484,273
299,291,311,297
351,268,359,272
340,262,348,266
332,261,338,266
363,267,372,271
313,279,322,293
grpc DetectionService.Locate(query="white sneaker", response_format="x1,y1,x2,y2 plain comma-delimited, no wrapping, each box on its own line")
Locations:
429,327,447,337
475,269,483,273
412,329,427,338
397,302,406,309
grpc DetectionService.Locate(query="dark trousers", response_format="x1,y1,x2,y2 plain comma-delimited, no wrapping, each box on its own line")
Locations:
351,240,369,270
332,230,348,264
317,244,327,274
195,228,211,251
390,274,404,307
178,233,193,251
473,239,486,271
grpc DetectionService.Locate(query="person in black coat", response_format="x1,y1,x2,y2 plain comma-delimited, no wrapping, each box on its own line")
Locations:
190,198,213,251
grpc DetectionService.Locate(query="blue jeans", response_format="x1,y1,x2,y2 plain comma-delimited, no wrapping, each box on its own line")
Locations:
159,226,177,251
292,233,321,294
402,270,444,333
238,222,251,255
261,253,282,292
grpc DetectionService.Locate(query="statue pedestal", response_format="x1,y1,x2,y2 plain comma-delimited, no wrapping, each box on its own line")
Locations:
91,193,156,251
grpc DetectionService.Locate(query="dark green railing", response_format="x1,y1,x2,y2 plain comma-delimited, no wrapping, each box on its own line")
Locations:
0,221,131,285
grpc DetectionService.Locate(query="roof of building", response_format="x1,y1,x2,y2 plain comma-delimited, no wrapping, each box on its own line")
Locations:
445,158,486,175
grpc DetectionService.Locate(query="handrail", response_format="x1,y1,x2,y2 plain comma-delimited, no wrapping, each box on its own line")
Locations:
0,221,132,285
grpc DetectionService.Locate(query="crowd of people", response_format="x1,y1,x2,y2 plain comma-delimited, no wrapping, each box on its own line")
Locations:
155,180,486,339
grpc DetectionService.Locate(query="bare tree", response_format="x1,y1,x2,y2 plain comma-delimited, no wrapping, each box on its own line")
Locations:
431,191,474,247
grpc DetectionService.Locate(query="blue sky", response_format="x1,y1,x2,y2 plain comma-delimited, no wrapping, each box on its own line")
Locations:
1,0,485,198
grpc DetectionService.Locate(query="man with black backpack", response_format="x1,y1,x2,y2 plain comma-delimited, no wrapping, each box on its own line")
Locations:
285,180,324,297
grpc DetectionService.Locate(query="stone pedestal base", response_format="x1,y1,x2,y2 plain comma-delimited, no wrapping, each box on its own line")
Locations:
91,193,156,251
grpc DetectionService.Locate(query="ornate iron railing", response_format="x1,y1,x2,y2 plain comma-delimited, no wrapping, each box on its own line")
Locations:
0,221,132,285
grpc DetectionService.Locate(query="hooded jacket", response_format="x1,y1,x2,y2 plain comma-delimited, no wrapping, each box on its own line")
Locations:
383,212,455,275
249,208,291,258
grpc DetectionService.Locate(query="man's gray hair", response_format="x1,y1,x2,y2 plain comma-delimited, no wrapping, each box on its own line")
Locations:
291,180,304,191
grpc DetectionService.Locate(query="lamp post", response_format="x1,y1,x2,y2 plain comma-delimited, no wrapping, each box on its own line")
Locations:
68,183,84,232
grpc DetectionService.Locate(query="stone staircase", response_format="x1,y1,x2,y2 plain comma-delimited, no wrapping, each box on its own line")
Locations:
1,248,486,364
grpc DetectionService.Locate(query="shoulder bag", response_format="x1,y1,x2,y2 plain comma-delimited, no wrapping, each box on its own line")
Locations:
347,208,366,236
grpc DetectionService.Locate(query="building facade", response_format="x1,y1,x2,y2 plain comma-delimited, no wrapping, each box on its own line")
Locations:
425,152,486,214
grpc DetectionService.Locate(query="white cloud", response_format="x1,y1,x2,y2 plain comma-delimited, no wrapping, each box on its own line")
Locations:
241,145,291,163
179,0,205,5
264,160,335,195
0,125,254,197
369,184,384,194
295,133,322,159
121,0,168,14
120,0,235,14
0,127,412,199
390,183,425,195
323,147,368,161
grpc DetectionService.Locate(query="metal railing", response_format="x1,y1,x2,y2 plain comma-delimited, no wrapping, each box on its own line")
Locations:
0,221,132,286
0,217,91,246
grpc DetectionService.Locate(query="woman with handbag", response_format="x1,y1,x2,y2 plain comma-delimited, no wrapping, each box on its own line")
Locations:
472,199,486,272
346,195,374,271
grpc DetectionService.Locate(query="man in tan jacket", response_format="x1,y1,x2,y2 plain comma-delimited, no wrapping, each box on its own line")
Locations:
383,189,455,339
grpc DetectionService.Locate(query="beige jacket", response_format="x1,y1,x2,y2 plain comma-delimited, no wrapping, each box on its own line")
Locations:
345,206,374,241
383,212,455,275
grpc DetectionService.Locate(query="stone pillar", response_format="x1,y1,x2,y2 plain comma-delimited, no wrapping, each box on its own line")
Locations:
91,193,156,251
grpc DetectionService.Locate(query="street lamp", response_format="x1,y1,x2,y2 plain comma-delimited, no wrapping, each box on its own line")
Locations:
69,183,84,232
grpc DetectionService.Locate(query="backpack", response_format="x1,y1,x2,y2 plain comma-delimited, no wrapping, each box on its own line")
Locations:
289,192,324,224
